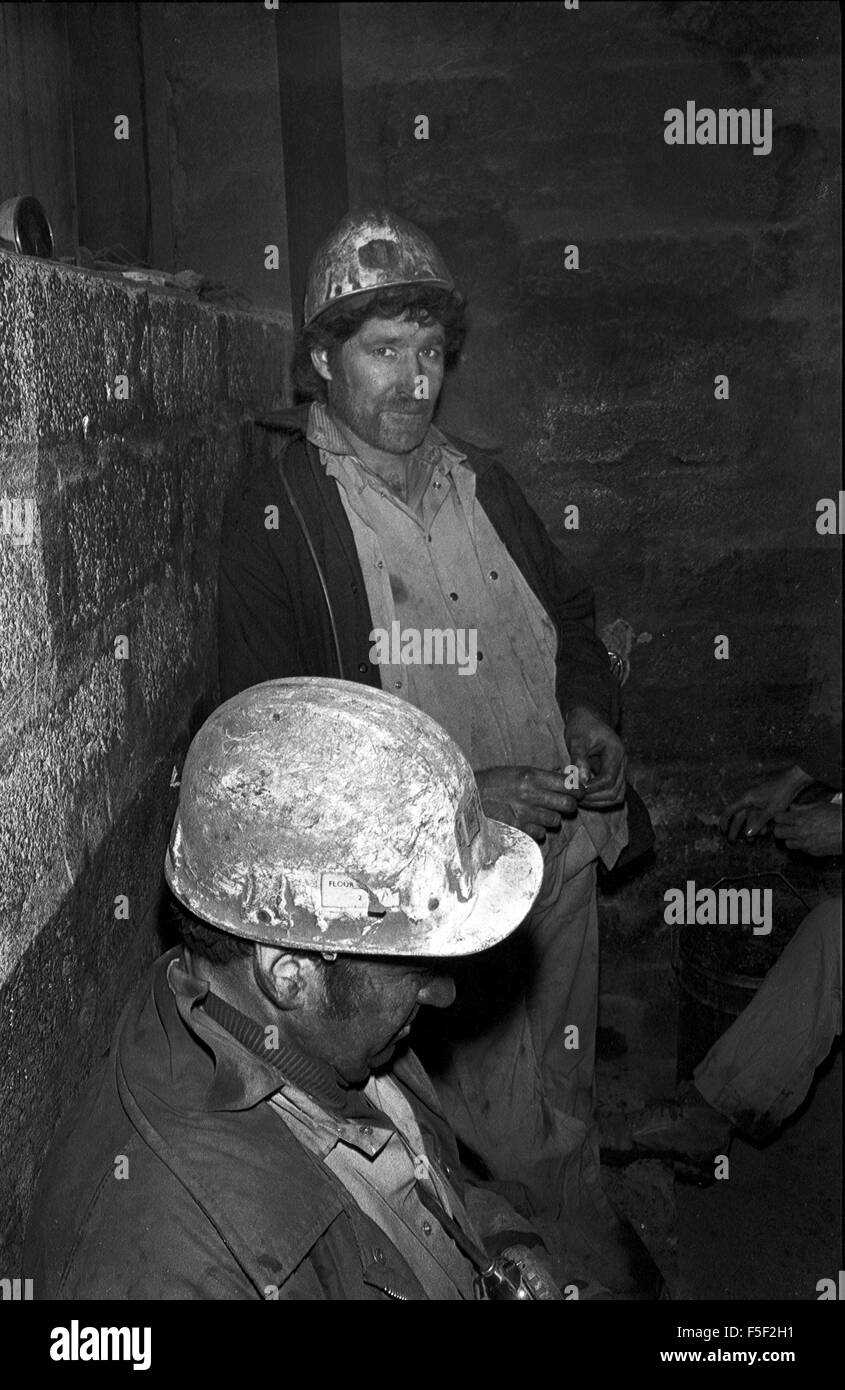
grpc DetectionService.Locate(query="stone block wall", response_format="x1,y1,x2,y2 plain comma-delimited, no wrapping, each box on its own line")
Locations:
340,0,841,1079
0,250,289,1264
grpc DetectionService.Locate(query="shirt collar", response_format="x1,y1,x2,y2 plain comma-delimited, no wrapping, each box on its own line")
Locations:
166,956,378,1122
268,1084,396,1160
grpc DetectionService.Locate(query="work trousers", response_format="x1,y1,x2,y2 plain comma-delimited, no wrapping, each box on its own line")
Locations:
416,822,622,1277
694,897,843,1137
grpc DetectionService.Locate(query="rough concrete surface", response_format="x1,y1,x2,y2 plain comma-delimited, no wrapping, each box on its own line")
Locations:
0,249,290,1264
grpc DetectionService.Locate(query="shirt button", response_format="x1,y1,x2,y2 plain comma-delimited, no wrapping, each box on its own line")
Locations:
357,662,369,674
422,1221,432,1237
489,570,498,580
393,681,402,690
427,534,432,543
360,1125,373,1136
376,560,384,569
449,592,458,601
433,481,441,489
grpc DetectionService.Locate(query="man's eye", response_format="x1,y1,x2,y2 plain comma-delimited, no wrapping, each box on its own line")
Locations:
422,347,442,359
373,346,395,357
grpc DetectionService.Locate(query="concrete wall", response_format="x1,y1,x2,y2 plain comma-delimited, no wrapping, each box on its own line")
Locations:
159,1,292,312
0,250,289,1264
340,1,841,1077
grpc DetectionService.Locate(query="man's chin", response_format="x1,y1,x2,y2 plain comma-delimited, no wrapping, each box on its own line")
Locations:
368,1041,398,1070
377,417,431,452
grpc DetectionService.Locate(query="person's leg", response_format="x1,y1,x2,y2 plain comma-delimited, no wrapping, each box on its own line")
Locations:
416,826,665,1296
693,897,842,1136
417,825,599,1208
600,897,843,1167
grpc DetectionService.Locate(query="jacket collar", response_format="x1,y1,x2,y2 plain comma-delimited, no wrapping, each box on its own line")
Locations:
255,402,311,434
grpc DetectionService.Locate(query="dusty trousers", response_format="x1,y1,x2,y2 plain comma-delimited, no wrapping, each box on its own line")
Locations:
693,897,843,1137
414,821,625,1281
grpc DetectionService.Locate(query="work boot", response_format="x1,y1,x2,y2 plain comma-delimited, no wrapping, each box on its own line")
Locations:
598,1084,734,1180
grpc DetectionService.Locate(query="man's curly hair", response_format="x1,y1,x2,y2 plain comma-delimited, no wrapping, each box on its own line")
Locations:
168,897,255,966
292,283,466,403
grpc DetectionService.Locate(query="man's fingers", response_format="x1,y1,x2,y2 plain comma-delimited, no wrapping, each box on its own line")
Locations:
520,786,582,815
531,768,589,796
724,808,751,842
580,780,626,809
743,809,770,839
720,806,742,836
524,822,548,842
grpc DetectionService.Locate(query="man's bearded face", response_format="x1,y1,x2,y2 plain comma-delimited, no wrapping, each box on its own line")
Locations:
320,312,446,455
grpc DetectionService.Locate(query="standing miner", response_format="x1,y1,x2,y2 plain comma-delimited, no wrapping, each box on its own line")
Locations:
217,210,659,1297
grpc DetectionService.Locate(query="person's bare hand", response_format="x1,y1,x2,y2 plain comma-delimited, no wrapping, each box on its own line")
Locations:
475,766,583,842
720,765,814,842
773,803,842,857
564,706,626,809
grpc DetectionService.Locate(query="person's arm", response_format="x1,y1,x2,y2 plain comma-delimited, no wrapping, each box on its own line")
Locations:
477,465,625,812
773,802,842,856
720,764,815,841
721,722,843,841
486,464,619,728
217,479,307,702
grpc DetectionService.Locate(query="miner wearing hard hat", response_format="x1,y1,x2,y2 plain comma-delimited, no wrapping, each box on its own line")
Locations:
217,210,657,1297
25,678,612,1300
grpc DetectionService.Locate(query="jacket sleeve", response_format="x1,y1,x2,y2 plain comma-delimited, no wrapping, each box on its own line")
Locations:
217,473,307,703
487,462,620,728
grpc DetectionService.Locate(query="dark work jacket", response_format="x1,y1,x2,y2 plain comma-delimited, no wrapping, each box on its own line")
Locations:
217,406,655,866
23,951,484,1301
217,404,620,728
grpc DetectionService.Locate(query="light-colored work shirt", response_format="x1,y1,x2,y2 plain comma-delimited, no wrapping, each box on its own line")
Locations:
267,1072,480,1300
307,402,626,869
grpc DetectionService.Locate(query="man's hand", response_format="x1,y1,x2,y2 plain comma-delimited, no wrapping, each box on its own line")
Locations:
475,766,583,842
719,765,815,842
563,705,626,809
773,803,842,857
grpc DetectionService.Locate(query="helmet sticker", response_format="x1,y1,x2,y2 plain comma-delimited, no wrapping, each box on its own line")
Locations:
320,873,370,912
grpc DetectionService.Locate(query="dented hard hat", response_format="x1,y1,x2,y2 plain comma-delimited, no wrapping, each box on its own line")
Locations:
303,208,455,327
165,678,542,957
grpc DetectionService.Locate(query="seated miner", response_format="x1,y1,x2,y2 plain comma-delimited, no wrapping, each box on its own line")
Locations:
600,726,842,1173
25,677,633,1300
217,208,659,1298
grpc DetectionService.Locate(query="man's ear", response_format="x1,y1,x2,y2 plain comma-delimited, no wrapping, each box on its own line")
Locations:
310,345,332,384
253,946,322,1011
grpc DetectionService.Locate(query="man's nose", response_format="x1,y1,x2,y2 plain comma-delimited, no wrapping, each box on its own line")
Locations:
418,974,456,1009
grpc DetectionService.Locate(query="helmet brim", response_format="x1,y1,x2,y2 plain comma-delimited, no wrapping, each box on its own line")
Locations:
166,817,544,960
413,818,545,957
298,818,544,957
304,277,456,328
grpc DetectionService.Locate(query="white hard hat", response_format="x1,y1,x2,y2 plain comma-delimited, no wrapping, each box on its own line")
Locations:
165,678,542,957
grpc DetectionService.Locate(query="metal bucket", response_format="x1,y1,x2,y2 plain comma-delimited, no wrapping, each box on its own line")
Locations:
674,873,813,1081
